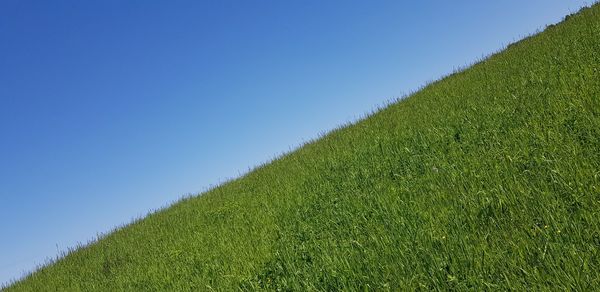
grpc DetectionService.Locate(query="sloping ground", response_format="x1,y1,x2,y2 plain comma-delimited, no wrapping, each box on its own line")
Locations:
7,4,600,291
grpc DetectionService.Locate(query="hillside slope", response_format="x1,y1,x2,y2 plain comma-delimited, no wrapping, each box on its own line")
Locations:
7,5,600,291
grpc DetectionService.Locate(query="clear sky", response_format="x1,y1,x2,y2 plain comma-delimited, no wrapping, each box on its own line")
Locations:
0,0,591,285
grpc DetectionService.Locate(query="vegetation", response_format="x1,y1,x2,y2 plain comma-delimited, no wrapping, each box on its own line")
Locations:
6,4,600,291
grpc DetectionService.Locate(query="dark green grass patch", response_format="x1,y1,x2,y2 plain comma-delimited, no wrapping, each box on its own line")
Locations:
6,4,600,291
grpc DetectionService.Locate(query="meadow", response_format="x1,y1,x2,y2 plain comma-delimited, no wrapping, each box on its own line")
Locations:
5,4,600,291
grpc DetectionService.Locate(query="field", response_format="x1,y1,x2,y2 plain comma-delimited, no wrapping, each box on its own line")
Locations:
6,4,600,291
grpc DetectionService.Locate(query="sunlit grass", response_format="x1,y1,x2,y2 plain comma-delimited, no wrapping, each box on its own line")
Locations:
6,4,600,291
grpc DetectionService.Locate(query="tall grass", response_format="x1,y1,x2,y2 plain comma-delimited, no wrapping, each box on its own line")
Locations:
6,4,600,291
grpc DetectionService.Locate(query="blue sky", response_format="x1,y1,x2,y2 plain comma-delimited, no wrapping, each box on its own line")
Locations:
0,0,591,285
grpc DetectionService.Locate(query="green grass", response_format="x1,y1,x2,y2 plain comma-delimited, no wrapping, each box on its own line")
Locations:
6,4,600,291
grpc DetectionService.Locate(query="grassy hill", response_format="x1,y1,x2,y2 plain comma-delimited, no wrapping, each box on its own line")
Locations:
6,4,600,291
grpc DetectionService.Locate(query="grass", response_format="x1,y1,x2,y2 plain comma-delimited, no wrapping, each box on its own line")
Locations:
6,4,600,291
